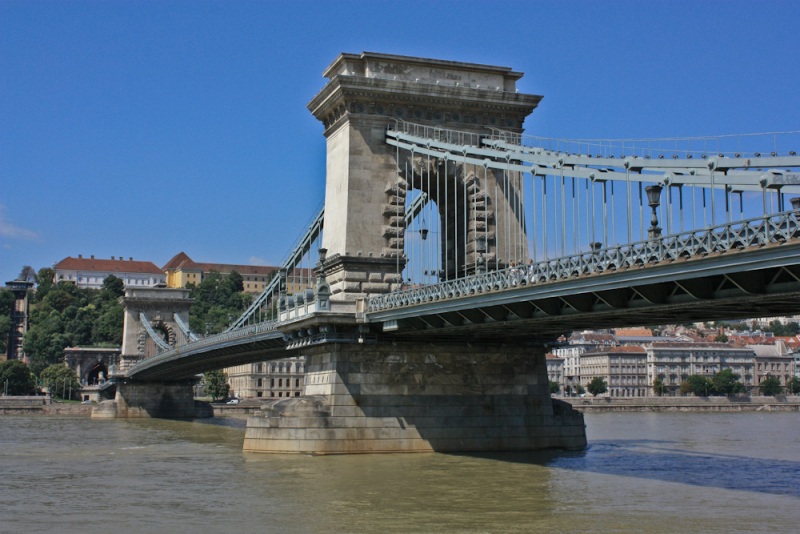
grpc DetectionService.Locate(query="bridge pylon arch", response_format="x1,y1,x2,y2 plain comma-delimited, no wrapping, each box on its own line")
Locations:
308,52,538,300
118,288,194,376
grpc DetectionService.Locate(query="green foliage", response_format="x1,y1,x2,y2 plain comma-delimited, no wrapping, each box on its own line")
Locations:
23,277,124,375
102,274,125,297
0,288,15,354
759,376,782,396
18,265,38,283
765,320,800,337
787,376,800,395
40,364,81,400
549,381,560,395
587,377,608,397
652,377,668,396
33,268,55,301
188,271,252,335
711,368,745,396
681,374,712,396
713,333,729,343
0,359,36,395
202,370,230,401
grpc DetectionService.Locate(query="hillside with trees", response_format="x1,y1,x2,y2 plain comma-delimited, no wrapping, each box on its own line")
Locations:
22,268,124,375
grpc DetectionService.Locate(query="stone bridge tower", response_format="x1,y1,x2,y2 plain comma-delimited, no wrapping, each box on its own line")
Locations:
307,52,540,302
118,287,194,376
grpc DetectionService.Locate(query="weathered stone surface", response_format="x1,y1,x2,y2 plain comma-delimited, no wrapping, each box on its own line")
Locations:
92,381,210,419
244,342,586,454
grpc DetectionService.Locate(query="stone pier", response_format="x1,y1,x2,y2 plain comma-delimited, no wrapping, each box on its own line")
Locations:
243,342,585,454
92,380,212,419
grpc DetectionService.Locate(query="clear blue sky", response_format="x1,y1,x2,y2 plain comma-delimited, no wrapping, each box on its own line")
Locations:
2,0,799,283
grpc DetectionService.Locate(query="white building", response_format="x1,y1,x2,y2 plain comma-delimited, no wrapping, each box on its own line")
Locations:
580,346,648,397
54,255,165,289
749,341,795,391
645,342,755,394
226,356,306,399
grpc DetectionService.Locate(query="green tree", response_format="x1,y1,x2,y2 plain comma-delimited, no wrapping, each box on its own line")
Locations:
0,288,15,354
681,374,712,396
18,265,37,283
40,364,81,400
549,381,560,395
202,370,230,401
188,270,252,335
787,376,800,395
0,359,36,395
713,333,729,343
22,277,124,374
652,377,668,396
759,376,782,396
101,274,125,298
33,267,55,302
711,368,745,396
587,377,608,397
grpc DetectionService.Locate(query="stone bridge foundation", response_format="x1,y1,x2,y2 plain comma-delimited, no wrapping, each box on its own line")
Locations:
92,380,212,419
243,341,585,454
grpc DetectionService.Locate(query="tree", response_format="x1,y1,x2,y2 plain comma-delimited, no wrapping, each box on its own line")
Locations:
759,376,782,396
713,333,729,343
33,267,55,302
0,359,36,395
18,265,37,283
787,376,800,395
711,368,745,396
681,374,712,396
549,381,560,395
0,288,15,354
101,274,125,298
652,377,668,396
587,377,608,397
202,370,230,401
40,364,81,400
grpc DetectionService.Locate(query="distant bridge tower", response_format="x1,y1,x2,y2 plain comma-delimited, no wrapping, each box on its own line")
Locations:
4,279,34,361
118,288,194,375
308,52,539,299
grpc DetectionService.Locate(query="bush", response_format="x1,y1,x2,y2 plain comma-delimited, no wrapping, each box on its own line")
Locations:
0,359,36,395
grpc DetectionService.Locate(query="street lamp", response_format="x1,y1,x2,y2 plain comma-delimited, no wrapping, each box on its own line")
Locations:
645,184,663,238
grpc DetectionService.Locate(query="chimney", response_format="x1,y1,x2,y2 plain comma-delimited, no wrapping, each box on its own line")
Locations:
90,255,95,259
111,256,115,260
129,257,133,261
78,254,82,259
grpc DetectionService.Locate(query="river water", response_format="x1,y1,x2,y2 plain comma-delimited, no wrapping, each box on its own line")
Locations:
1,412,798,533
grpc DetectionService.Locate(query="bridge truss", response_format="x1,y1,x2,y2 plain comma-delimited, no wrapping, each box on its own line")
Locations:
130,122,800,378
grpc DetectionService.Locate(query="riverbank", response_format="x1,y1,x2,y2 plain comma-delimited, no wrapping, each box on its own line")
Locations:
561,395,800,412
5,395,799,416
0,396,94,416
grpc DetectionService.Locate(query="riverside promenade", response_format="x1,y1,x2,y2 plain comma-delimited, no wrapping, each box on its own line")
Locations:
562,395,800,412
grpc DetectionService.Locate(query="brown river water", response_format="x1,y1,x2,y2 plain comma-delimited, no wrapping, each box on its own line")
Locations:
1,412,798,533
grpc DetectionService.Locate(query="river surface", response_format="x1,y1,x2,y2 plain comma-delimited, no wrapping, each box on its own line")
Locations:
1,412,798,533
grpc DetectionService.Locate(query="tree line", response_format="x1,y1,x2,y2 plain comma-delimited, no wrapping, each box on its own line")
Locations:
1,265,252,398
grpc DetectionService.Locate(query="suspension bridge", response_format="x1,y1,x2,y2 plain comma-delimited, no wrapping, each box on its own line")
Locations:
97,52,800,454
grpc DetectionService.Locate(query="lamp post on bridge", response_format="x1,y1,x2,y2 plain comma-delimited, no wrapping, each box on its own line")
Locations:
645,185,663,239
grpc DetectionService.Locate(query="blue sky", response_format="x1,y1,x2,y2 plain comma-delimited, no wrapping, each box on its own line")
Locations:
2,0,799,283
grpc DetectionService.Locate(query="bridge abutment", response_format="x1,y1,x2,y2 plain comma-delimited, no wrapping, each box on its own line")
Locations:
243,341,585,454
92,380,212,419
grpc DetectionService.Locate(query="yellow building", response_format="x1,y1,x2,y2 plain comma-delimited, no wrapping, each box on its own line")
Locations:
163,252,278,293
163,252,313,294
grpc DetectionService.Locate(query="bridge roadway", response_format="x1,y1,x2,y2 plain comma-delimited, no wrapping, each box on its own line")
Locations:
127,209,800,381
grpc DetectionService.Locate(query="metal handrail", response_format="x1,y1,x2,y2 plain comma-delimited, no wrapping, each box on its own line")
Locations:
366,209,800,313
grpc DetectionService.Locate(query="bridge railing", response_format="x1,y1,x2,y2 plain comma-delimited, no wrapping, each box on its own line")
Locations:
365,209,800,313
389,119,484,148
148,319,281,362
